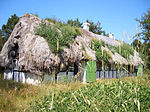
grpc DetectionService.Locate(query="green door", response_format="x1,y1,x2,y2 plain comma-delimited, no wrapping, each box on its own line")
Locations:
86,61,96,82
137,64,143,76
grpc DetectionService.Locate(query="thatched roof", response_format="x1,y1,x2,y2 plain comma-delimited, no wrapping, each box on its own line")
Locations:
0,14,143,75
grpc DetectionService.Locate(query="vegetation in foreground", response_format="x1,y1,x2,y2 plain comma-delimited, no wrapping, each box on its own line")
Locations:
0,78,82,112
0,73,150,112
24,76,150,112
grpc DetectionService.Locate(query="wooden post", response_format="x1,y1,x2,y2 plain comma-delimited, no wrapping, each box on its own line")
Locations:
104,65,105,79
112,64,114,78
99,70,100,79
55,74,57,83
116,68,118,79
108,66,110,79
74,63,78,76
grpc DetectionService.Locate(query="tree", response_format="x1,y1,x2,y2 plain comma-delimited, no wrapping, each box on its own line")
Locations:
131,39,143,52
0,14,19,51
136,9,150,69
0,30,4,51
86,20,102,34
86,20,108,36
67,18,82,27
1,14,19,41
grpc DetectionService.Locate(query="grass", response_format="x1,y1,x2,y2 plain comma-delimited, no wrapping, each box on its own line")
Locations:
0,79,82,112
0,79,42,112
92,38,135,62
25,76,150,112
0,72,149,112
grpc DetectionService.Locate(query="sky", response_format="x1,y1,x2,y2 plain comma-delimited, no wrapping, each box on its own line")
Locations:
0,0,150,43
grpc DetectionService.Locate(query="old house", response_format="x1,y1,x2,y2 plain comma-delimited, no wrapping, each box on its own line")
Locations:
0,14,143,84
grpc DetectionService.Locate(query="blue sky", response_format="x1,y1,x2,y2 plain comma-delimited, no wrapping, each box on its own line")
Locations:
0,0,149,43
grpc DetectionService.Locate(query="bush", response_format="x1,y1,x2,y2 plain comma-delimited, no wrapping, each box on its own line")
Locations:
60,25,81,47
35,22,82,53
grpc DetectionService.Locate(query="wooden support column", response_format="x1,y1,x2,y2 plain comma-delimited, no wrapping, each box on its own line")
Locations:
99,70,100,79
104,65,105,79
74,63,78,76
112,64,114,78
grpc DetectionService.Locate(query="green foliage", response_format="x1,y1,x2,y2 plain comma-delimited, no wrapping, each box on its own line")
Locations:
136,9,150,69
67,18,82,27
31,13,39,17
46,17,108,36
35,22,82,53
1,14,19,40
45,17,65,27
131,39,143,52
0,34,4,51
67,18,108,36
0,14,19,51
92,39,112,63
92,38,134,62
60,25,81,47
137,9,150,42
26,78,150,112
86,20,108,36
115,43,134,59
131,39,144,60
34,22,60,53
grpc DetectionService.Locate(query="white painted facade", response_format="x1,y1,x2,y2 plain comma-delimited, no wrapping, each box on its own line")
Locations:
4,70,41,85
3,59,41,85
80,61,87,83
4,70,13,80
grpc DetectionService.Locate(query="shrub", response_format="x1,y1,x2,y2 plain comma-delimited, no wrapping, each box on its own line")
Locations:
60,25,81,47
35,22,60,53
35,22,82,53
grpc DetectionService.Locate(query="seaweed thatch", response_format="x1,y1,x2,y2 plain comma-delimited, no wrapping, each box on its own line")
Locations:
0,14,143,76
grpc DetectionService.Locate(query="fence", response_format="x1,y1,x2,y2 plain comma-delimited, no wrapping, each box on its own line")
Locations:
3,69,138,84
44,69,138,83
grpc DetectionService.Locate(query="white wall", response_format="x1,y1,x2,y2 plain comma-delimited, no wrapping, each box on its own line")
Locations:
4,70,41,85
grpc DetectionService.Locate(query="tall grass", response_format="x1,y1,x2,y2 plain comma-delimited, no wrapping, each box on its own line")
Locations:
0,79,82,112
25,76,150,112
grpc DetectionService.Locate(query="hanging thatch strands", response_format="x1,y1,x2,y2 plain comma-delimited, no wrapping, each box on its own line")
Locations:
0,14,144,78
